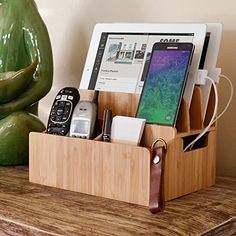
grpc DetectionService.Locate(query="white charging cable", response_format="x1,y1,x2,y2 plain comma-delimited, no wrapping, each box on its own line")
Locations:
212,74,234,123
184,76,218,151
184,74,233,152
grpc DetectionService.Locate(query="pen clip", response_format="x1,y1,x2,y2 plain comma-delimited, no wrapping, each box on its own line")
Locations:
102,109,112,142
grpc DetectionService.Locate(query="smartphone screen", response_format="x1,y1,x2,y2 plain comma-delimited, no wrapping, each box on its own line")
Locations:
136,43,193,126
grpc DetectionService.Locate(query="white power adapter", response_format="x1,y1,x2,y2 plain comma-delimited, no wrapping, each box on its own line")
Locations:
208,68,222,83
195,68,222,85
195,69,208,85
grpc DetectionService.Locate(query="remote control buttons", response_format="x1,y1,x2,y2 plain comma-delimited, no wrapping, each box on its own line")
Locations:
64,108,70,115
65,89,73,94
46,87,80,136
62,116,68,121
56,116,62,122
50,101,71,123
51,110,56,116
59,101,65,106
47,128,52,133
56,107,64,116
51,116,56,121
61,95,68,100
60,129,66,135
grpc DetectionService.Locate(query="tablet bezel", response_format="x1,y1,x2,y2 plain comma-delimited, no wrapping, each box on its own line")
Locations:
201,23,223,70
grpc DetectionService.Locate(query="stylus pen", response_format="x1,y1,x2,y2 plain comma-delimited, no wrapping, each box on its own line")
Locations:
102,109,112,142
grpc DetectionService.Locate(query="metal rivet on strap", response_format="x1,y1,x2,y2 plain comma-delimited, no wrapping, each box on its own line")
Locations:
153,155,160,164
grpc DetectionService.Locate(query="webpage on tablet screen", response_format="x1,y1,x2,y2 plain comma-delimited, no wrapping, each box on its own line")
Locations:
88,33,194,94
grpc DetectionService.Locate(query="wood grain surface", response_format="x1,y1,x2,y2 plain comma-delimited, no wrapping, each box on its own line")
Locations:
201,217,236,236
0,217,58,236
29,133,151,206
0,166,236,235
29,129,216,203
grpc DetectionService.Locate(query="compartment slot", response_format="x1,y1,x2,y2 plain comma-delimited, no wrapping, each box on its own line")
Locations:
176,99,190,133
183,132,209,151
190,86,204,130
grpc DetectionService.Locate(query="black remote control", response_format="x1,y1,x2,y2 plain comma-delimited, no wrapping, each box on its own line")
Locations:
46,87,80,135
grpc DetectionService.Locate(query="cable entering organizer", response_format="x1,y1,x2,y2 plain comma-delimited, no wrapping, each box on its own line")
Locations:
184,74,233,151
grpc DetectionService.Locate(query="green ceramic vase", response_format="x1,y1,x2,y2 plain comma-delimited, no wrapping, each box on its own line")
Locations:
0,0,53,165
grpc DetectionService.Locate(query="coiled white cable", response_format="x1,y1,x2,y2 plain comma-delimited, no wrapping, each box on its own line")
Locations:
184,76,218,151
184,74,234,151
212,74,234,123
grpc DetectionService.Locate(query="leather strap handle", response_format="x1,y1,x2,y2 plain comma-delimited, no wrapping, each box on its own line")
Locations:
149,139,167,214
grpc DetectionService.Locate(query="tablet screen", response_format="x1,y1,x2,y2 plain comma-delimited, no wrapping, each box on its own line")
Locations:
87,32,194,94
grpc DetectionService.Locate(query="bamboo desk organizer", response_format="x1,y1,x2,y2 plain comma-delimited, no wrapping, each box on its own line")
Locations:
29,86,216,207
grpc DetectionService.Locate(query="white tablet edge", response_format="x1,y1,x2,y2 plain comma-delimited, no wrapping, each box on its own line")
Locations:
199,23,223,120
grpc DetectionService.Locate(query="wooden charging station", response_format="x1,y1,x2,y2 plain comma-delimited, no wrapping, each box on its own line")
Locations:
29,87,216,206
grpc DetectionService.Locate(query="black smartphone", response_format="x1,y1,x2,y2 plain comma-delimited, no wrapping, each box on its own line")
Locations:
136,42,194,126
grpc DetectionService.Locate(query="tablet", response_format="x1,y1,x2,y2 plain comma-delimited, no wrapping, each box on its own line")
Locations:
80,23,206,105
198,23,223,119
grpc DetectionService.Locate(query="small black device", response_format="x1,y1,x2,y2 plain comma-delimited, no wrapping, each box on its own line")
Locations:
136,42,194,126
102,109,112,142
46,87,80,135
69,91,99,139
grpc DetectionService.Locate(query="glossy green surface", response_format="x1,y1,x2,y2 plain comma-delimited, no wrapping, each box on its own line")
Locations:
0,112,45,165
0,0,53,164
0,58,38,104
